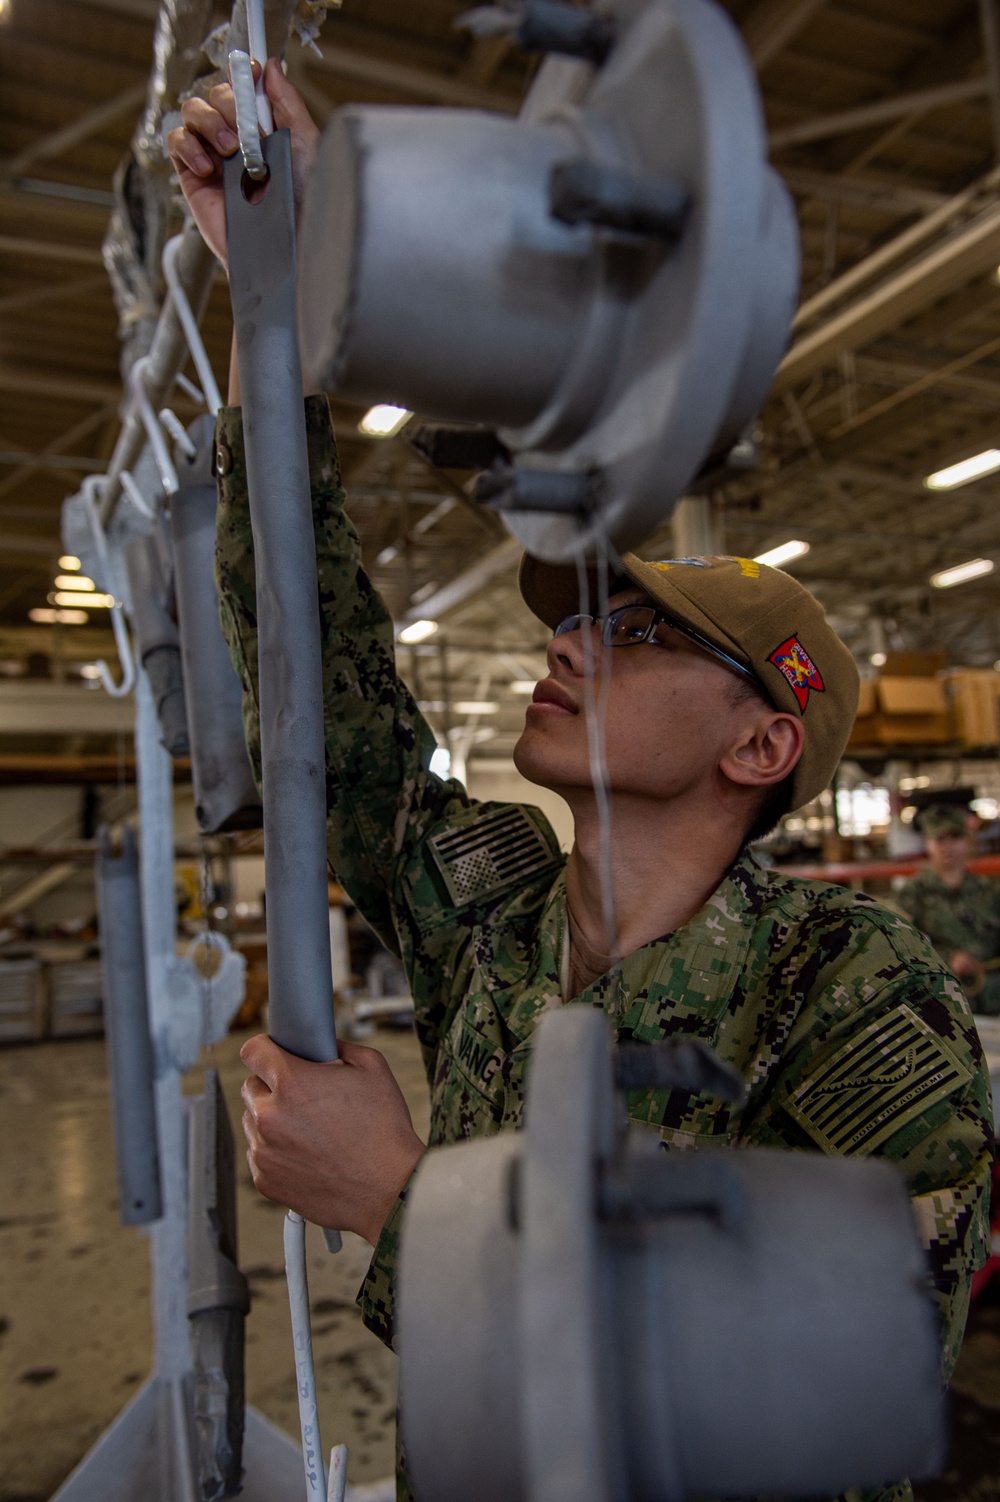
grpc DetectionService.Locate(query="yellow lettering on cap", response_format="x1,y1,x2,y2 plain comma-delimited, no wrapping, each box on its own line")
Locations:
720,556,760,579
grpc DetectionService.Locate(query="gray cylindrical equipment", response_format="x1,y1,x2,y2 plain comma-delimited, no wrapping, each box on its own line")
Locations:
399,1009,945,1502
299,0,801,563
95,825,162,1226
170,416,263,835
125,531,189,758
188,1067,251,1501
224,130,338,1066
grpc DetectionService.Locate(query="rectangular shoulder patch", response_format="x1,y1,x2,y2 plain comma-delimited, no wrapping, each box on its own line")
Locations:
428,805,559,909
784,1003,973,1156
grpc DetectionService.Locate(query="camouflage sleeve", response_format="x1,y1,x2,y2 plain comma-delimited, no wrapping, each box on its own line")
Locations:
355,1184,409,1350
214,396,474,953
752,952,992,1382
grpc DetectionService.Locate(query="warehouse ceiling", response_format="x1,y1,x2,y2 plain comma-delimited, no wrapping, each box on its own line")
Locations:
4,0,1000,767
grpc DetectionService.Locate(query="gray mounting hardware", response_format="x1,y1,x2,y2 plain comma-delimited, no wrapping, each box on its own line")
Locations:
95,825,162,1227
398,1007,944,1502
224,129,338,1067
170,416,263,835
299,0,799,562
460,1,617,64
125,531,190,757
187,1069,251,1501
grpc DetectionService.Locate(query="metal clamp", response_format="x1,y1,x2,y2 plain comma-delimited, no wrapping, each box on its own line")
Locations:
80,478,137,699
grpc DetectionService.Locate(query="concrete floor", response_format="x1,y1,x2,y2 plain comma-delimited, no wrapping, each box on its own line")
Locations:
0,1025,430,1502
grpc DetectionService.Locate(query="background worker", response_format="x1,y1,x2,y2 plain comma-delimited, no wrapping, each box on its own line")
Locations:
169,66,992,1502
899,804,1000,1016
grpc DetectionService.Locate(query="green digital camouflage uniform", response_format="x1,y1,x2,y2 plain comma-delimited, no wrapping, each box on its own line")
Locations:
215,398,993,1502
899,869,1000,1016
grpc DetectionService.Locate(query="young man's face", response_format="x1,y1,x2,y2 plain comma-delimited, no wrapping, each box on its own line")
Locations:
926,831,970,880
513,587,783,805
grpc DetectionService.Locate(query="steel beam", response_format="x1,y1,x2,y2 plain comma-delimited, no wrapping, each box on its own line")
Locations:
0,273,110,317
403,538,523,624
769,77,988,150
779,167,946,214
743,0,827,69
980,0,1000,160
0,233,104,266
0,81,146,178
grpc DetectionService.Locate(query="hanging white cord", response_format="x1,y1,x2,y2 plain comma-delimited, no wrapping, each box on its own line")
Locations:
129,356,179,497
284,1211,329,1502
575,544,620,962
81,478,136,699
245,0,274,134
162,236,224,417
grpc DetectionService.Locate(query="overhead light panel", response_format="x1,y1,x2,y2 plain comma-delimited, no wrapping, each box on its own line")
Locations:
359,404,411,438
509,679,538,694
52,590,114,608
58,554,81,571
54,574,95,591
929,558,995,589
454,700,499,715
398,618,438,644
754,539,810,569
869,652,887,667
924,450,1000,490
30,607,89,625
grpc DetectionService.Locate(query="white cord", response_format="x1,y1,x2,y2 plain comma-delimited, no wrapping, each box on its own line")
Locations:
328,1443,349,1502
129,357,179,497
162,236,224,416
576,546,620,962
245,0,274,133
284,1211,328,1502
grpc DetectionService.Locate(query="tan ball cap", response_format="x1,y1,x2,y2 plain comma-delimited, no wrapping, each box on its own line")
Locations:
519,552,860,814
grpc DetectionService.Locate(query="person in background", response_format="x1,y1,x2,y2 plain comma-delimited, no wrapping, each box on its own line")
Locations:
899,804,1000,1016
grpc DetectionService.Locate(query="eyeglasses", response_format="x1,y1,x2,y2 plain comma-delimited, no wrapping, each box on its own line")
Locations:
553,604,763,690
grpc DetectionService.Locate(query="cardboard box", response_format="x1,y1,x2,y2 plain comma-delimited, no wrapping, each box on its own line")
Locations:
940,668,1000,749
848,676,950,748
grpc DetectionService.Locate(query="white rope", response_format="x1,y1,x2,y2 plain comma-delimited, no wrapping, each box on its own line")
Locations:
161,236,224,416
575,544,620,963
284,1211,329,1502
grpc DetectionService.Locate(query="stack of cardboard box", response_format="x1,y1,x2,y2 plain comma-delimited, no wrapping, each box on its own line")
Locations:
940,668,1000,750
847,654,1000,753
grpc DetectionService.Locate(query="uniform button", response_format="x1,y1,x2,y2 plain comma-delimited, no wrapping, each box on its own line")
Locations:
216,440,233,477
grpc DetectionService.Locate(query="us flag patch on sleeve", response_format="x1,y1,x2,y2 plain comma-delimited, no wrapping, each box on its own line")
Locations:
784,1004,972,1155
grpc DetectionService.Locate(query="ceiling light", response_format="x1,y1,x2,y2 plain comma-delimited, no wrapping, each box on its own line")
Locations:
79,663,102,679
509,679,538,694
754,539,810,569
869,652,887,667
429,746,451,779
929,558,995,589
30,607,89,625
924,450,1000,490
52,590,114,608
55,574,95,591
58,554,81,571
454,700,499,715
398,618,438,644
359,404,411,438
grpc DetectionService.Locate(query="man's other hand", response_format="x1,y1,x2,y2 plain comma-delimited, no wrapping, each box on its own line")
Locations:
166,59,319,271
240,1034,425,1244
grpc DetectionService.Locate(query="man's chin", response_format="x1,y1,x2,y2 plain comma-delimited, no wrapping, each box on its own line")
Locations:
513,729,577,792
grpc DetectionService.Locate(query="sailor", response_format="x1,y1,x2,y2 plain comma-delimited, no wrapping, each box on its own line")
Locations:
899,804,1000,1016
170,68,992,1502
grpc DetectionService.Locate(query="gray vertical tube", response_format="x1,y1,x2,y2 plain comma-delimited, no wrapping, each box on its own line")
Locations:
223,132,337,1065
95,824,163,1226
171,416,263,835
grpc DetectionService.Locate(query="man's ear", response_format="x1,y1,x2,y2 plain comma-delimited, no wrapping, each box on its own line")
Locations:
721,712,805,790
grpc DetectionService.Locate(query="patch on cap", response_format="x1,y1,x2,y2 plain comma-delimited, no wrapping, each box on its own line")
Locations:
768,635,825,712
649,558,710,571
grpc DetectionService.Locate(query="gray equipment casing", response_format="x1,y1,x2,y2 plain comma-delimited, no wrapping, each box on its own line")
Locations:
170,416,263,835
125,529,190,758
398,1007,945,1502
187,1068,251,1501
95,825,163,1227
299,0,800,561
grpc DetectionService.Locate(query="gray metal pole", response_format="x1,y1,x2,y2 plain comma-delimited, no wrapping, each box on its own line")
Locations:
223,131,338,1065
95,824,163,1227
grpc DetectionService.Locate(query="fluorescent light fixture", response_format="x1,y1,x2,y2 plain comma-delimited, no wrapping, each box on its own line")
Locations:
454,700,499,715
869,652,887,667
30,607,88,625
58,554,81,571
55,574,95,591
53,590,114,608
398,618,438,644
929,558,995,589
79,663,102,680
359,404,411,438
924,450,1000,490
754,539,810,569
509,679,538,694
429,746,451,779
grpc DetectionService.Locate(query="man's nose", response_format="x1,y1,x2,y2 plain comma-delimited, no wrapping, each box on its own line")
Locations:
546,622,604,677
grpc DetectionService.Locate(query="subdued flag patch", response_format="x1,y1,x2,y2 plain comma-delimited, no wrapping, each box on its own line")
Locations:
784,1003,972,1155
